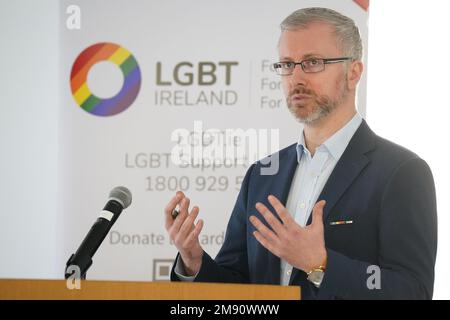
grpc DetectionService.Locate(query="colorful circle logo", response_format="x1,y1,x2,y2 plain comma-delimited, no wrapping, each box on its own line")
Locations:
70,42,141,116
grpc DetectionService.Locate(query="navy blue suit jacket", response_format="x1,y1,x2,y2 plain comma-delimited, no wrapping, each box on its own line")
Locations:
171,120,437,300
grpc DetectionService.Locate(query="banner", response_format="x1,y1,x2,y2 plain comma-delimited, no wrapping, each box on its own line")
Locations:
58,0,369,281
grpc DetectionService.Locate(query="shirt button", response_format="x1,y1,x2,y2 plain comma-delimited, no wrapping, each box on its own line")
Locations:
300,203,306,209
287,270,292,276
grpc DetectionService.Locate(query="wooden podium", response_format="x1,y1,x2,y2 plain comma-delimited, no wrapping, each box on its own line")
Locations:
0,279,300,300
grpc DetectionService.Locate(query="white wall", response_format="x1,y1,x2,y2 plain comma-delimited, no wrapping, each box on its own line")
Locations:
367,0,450,300
0,0,60,278
0,0,449,299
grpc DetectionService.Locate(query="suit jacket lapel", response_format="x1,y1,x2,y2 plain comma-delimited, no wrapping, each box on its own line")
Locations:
261,144,298,284
307,120,376,224
270,145,299,207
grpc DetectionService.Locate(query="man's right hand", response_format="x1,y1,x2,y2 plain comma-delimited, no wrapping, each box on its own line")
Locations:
164,191,204,276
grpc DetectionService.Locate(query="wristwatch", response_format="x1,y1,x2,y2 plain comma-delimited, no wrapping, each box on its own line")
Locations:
307,265,326,288
307,266,326,288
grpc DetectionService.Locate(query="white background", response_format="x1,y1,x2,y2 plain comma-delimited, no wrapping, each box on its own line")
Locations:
0,0,449,299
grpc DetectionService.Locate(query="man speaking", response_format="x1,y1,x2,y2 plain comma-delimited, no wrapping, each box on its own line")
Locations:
163,7,437,300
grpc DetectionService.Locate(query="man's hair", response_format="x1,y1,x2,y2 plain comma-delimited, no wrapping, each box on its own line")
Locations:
280,7,363,61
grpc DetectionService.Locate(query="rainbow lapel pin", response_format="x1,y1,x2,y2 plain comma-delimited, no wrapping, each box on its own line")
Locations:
330,220,354,226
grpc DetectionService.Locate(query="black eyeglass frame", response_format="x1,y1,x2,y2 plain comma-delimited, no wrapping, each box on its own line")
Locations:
272,57,354,75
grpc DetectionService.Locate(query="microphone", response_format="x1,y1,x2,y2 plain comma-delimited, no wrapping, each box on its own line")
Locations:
64,186,132,279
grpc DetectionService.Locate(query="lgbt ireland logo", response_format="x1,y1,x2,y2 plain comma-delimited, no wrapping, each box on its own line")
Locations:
70,42,141,116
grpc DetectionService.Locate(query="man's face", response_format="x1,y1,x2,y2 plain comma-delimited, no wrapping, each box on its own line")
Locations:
278,22,350,124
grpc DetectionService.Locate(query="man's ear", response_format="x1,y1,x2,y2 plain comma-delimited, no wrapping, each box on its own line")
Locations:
347,60,364,90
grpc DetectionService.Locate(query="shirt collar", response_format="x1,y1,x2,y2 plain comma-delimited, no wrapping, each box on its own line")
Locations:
296,112,363,163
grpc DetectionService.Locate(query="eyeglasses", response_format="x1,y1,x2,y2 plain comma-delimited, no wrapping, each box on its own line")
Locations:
272,57,353,76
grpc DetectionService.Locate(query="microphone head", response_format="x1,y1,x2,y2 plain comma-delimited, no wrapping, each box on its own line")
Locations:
109,186,132,209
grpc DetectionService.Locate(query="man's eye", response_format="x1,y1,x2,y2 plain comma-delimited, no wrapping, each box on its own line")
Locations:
283,62,295,68
309,59,319,65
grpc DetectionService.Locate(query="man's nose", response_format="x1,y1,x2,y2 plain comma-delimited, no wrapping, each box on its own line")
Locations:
289,64,308,87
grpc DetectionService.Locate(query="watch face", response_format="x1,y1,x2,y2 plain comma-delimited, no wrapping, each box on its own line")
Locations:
308,271,324,286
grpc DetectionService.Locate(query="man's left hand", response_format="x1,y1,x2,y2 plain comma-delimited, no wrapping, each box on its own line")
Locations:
249,195,327,273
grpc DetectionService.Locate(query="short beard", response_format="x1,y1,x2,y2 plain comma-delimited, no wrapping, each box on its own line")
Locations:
287,77,348,125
